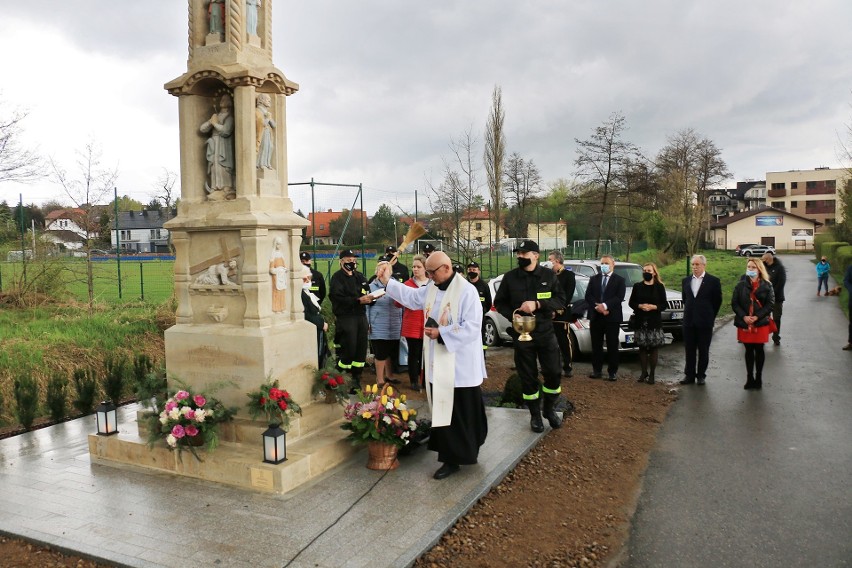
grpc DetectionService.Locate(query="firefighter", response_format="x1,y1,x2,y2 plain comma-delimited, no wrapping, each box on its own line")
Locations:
299,251,326,304
493,240,566,433
467,261,493,354
329,249,374,392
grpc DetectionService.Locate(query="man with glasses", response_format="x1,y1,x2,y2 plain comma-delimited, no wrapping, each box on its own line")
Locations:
584,255,626,381
376,251,488,480
494,240,566,433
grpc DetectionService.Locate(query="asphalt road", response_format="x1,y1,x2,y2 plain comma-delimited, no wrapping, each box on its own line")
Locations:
622,254,852,568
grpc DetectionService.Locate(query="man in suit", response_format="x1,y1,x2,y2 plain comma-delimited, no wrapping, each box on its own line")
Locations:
762,252,785,346
680,254,723,385
584,255,626,381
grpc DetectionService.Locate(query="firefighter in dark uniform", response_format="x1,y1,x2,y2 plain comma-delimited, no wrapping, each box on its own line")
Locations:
467,261,493,354
384,245,409,282
299,251,326,304
493,240,566,433
548,250,576,377
329,249,374,392
421,242,435,259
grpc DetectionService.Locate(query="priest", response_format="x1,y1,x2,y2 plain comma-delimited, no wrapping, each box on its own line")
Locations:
376,251,488,480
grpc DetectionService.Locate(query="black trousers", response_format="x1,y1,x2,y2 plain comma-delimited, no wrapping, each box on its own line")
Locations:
406,337,423,385
683,324,713,380
772,301,783,341
335,315,368,378
590,317,620,375
553,319,573,372
513,329,562,397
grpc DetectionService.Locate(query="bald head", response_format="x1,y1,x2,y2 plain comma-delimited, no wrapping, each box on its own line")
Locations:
761,252,774,265
424,251,453,284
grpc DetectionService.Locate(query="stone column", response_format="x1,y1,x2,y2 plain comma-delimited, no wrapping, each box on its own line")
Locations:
233,85,257,199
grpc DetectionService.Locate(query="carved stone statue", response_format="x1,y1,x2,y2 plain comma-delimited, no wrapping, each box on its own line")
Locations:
246,0,260,36
255,93,275,169
195,259,238,286
200,93,235,200
269,236,288,312
208,0,225,35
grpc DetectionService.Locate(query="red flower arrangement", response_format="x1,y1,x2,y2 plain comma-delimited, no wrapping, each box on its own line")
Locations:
246,378,302,430
311,365,351,405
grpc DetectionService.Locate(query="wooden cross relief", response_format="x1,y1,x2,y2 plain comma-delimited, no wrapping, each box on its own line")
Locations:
190,237,241,277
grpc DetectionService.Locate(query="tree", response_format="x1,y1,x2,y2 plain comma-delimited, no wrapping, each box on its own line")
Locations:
503,153,543,237
0,101,43,185
427,128,486,262
154,168,178,211
328,209,366,246
49,140,119,310
573,112,640,257
484,86,506,244
369,204,397,245
655,128,730,256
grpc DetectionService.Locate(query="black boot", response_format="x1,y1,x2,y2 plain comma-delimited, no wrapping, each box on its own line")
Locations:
350,372,362,395
528,398,544,433
755,373,762,390
744,375,755,390
542,393,563,429
647,371,655,385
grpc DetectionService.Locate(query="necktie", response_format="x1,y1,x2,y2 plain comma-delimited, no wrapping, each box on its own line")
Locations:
601,275,608,301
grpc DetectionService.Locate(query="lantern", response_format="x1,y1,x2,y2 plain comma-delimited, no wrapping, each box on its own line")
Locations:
95,401,118,436
262,423,287,464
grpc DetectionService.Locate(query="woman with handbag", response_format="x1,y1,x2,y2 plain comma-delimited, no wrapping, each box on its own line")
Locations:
732,258,775,390
628,263,667,384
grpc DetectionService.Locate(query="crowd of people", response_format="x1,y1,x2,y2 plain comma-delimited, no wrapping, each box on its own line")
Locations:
297,243,851,478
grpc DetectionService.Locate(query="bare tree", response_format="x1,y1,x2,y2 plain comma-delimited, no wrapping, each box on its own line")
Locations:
573,112,639,257
427,128,485,263
155,168,178,211
501,152,543,237
484,86,506,244
0,101,43,185
49,140,119,310
656,128,729,255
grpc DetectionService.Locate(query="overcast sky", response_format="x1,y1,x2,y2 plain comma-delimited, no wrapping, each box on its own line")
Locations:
2,1,851,217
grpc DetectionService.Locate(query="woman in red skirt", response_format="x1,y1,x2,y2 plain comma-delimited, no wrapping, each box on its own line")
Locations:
731,258,775,390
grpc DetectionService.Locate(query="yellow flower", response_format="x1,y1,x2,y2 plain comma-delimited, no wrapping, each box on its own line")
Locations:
387,386,394,396
361,411,372,419
401,410,409,421
381,395,388,406
410,408,417,416
393,399,400,409
400,394,407,403
372,384,378,394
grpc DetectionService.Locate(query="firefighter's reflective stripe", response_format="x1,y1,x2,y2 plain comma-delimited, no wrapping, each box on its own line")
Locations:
337,361,352,370
542,385,561,395
351,361,365,368
522,391,540,401
536,291,552,299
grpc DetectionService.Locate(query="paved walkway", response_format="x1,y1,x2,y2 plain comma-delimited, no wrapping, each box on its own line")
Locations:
0,403,541,567
622,255,852,567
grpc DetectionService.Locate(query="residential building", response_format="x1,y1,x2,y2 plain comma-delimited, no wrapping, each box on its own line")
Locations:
457,208,507,244
44,208,88,238
527,221,569,250
709,206,820,252
110,209,175,253
305,209,367,245
765,167,849,233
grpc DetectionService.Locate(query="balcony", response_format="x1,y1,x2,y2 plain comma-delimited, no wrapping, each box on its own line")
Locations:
805,186,836,195
804,204,836,214
767,188,786,198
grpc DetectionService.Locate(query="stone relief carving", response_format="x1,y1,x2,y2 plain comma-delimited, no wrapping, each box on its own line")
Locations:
269,236,287,313
195,259,239,286
200,93,235,201
255,93,275,169
206,305,229,322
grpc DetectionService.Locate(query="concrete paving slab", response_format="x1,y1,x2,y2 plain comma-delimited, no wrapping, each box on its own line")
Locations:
0,402,542,567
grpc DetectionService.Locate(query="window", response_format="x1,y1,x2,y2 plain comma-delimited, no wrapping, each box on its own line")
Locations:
150,229,161,240
771,182,785,190
319,224,325,230
475,222,482,230
825,218,836,226
791,182,798,189
791,201,798,208
826,180,836,190
770,201,785,209
806,181,817,189
119,230,131,241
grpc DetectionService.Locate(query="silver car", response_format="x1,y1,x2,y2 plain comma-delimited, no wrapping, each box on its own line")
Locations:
483,272,667,355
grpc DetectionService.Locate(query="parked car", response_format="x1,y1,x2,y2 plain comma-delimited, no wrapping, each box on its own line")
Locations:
563,260,685,336
734,243,758,256
738,244,776,257
483,272,671,355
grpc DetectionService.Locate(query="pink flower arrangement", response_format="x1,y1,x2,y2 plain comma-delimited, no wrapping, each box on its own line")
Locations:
146,386,234,458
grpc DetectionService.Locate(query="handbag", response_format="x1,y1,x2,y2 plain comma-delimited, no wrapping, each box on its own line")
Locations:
627,314,639,330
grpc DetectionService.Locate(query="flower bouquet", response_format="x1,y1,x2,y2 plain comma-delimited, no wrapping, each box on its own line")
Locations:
311,365,350,405
341,383,418,449
246,378,302,431
145,384,235,460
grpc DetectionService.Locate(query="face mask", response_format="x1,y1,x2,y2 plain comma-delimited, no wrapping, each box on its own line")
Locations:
467,271,478,280
642,272,653,282
746,270,758,278
601,264,611,275
302,281,311,290
517,257,532,269
343,262,356,272
820,260,826,264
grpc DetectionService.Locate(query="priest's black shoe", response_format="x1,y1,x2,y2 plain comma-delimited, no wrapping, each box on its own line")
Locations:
589,372,603,379
433,463,460,480
679,377,695,385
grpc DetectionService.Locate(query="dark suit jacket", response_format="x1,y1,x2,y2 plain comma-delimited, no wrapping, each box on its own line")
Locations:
681,272,722,328
584,272,626,323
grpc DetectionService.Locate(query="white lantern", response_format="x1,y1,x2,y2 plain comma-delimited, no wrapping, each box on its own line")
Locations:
262,423,287,464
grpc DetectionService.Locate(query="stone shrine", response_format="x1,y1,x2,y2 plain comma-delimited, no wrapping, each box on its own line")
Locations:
88,0,356,493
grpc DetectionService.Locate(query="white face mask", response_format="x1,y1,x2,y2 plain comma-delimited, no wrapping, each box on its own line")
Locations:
302,281,311,290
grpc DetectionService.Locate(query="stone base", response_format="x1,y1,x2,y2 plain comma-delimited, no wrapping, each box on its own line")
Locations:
88,402,359,494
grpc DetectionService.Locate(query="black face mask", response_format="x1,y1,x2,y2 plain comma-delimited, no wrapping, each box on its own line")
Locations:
517,257,532,269
467,271,478,280
643,272,653,282
343,262,356,272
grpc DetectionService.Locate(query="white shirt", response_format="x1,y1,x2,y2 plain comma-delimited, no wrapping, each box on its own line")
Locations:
691,272,705,297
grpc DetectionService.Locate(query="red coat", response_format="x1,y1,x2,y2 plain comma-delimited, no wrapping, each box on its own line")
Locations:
400,278,426,339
